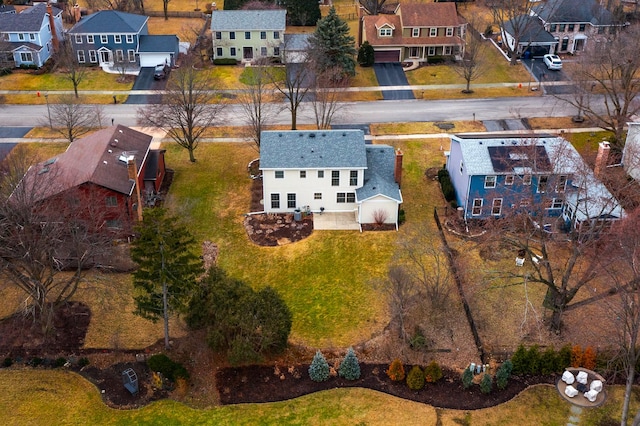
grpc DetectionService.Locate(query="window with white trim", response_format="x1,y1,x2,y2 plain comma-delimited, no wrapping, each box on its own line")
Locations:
260,31,266,40
101,35,108,43
428,46,435,56
216,47,223,57
89,50,97,63
537,175,548,193
350,170,358,186
556,175,567,193
446,27,453,37
412,28,420,37
429,28,437,37
484,176,496,188
331,170,339,186
523,174,532,185
274,31,280,39
215,31,221,40
29,33,35,40
115,49,124,62
287,193,296,208
337,193,346,203
260,46,267,56
347,193,355,203
75,34,82,44
505,175,514,185
18,33,24,41
379,28,392,37
245,31,251,40
314,193,322,200
77,50,85,63
271,193,280,209
274,47,279,56
275,170,284,179
126,34,134,43
20,51,32,62
550,198,563,209
444,46,452,55
492,198,503,215
472,198,482,216
318,170,324,178
230,47,236,56
127,50,135,62
300,171,306,178
114,35,122,43
230,31,235,40
87,35,94,43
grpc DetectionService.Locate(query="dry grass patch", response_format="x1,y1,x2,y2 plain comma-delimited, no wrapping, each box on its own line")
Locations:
371,121,486,135
420,86,540,100
147,16,207,36
527,116,598,130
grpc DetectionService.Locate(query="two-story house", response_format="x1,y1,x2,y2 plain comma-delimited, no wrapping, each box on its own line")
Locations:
68,10,178,70
446,134,623,231
260,130,403,230
0,3,63,68
360,2,465,63
211,10,286,63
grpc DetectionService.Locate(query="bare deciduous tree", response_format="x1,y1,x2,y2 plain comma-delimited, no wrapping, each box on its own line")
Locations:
454,19,488,93
490,0,547,65
137,62,225,162
359,0,388,16
310,67,347,130
56,42,87,98
46,95,101,142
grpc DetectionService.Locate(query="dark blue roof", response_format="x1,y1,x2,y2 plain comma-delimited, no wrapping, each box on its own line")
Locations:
139,35,179,54
69,10,148,34
533,0,613,25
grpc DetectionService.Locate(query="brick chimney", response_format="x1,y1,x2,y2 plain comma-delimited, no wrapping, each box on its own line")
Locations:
594,141,610,179
394,149,403,188
128,158,143,221
46,3,59,53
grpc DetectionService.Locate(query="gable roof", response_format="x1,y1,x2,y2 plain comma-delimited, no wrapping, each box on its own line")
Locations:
260,130,367,170
532,0,613,25
211,10,286,31
356,145,402,202
399,2,461,27
0,3,61,33
68,10,148,34
139,34,179,54
27,125,152,201
503,15,557,44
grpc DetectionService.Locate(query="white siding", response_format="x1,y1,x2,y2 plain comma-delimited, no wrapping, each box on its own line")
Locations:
359,196,399,224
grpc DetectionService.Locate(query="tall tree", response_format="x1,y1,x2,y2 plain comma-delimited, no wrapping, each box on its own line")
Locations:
310,67,348,130
137,62,225,162
490,0,545,65
283,0,321,26
359,0,388,16
453,19,488,93
163,0,170,20
308,7,356,79
47,95,101,142
56,41,87,98
130,208,203,350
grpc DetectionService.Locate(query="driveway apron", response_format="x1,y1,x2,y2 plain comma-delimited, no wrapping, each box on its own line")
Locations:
373,63,414,100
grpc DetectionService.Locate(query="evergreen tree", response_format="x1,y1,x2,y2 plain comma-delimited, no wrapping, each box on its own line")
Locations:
131,208,203,350
284,0,321,26
480,373,493,394
424,360,443,383
386,358,405,381
406,365,425,390
462,367,474,389
496,362,510,390
338,347,361,380
308,7,356,79
309,350,330,382
357,41,375,67
511,344,528,375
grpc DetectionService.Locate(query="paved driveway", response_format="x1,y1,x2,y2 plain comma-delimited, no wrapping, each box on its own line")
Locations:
125,67,167,104
521,58,575,95
373,63,414,100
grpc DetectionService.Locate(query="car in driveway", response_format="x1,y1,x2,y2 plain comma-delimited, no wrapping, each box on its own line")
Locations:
543,54,562,70
153,64,169,80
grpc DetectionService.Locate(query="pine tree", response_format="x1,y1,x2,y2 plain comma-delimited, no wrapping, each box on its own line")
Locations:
386,359,405,381
308,7,356,79
131,208,203,350
480,373,493,394
496,360,512,390
424,360,443,383
284,0,321,26
308,350,330,382
462,367,474,389
406,365,425,390
357,41,375,67
338,347,361,380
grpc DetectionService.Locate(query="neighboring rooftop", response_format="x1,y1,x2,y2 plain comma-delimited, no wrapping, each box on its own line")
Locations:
211,10,286,31
532,0,614,25
0,3,61,33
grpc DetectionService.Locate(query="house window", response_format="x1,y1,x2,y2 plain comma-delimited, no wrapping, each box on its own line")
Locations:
472,199,483,216
101,35,108,43
428,46,435,56
300,171,306,178
568,24,575,32
318,170,324,178
350,170,358,186
260,47,267,56
115,49,124,62
549,24,557,32
260,31,266,40
379,28,392,37
127,49,135,62
331,171,339,186
18,33,24,41
337,193,346,203
550,198,563,209
556,175,567,193
115,35,122,43
520,198,531,208
287,193,296,208
412,28,420,37
216,47,223,57
579,23,586,32
444,46,452,55
459,161,464,174
484,176,496,188
106,196,118,207
90,50,98,63
314,193,322,200
559,24,566,32
245,31,251,40
215,31,221,40
271,194,280,209
523,174,532,185
505,175,514,185
273,47,279,56
275,170,284,179
126,34,134,43
29,33,35,40
19,52,32,62
77,50,85,63
75,34,82,44
446,27,453,37
537,175,549,193
106,220,122,229
492,199,503,215
230,47,236,56
429,28,437,37
87,35,94,43
561,37,569,50
347,193,356,203
409,47,419,57
230,31,235,40
274,31,280,39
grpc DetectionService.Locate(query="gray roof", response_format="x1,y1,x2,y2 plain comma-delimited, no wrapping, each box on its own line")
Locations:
503,16,557,44
69,10,148,34
283,33,310,51
533,0,613,25
139,35,179,54
0,40,42,52
356,145,402,202
211,10,286,31
260,130,367,170
0,4,16,14
0,3,61,33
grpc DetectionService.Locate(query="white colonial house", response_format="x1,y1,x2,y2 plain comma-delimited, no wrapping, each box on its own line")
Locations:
260,130,403,230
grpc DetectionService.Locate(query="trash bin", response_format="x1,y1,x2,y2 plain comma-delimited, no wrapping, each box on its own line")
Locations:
294,209,302,221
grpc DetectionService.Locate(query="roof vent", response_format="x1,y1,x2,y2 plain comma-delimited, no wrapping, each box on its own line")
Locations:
110,138,118,147
512,141,517,144
342,133,346,137
501,141,505,144
278,133,282,137
309,133,316,138
119,129,123,133
108,149,113,153
44,158,57,166
479,141,483,145
103,160,108,164
321,133,326,137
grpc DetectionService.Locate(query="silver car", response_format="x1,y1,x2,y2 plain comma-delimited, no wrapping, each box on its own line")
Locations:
543,54,562,70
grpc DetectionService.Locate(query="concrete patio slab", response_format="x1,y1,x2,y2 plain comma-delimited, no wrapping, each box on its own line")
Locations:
313,211,360,230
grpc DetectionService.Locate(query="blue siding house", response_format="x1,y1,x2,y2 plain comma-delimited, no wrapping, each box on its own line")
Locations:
0,3,63,68
446,134,624,230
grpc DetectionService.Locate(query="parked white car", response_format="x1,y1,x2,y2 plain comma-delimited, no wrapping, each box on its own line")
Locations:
543,54,562,70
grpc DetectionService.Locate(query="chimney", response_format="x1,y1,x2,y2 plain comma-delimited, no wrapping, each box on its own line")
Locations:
128,158,143,222
47,3,59,53
594,141,610,179
394,149,403,188
73,4,81,23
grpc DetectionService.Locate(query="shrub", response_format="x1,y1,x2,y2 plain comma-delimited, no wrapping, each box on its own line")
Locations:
357,41,375,67
338,347,361,380
540,347,558,375
54,357,67,368
437,168,456,202
147,354,189,382
424,360,443,383
462,367,474,389
427,56,445,65
511,344,527,375
480,373,493,394
387,359,405,381
571,345,583,368
213,58,238,65
409,328,428,351
30,357,43,367
525,345,541,374
496,360,512,390
2,358,12,368
557,345,572,371
0,67,11,76
583,346,597,370
308,350,330,382
398,208,406,225
78,357,90,368
484,25,493,37
406,365,425,391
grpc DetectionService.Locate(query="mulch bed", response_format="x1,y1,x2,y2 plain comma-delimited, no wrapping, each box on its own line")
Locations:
244,213,314,246
216,364,555,409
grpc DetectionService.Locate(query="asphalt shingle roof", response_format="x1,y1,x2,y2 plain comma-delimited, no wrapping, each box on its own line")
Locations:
139,34,179,53
0,3,61,33
211,10,286,31
533,0,613,25
356,145,402,202
68,10,148,34
503,16,557,44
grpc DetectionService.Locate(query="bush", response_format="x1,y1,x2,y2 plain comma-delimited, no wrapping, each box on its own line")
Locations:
526,345,541,374
54,357,67,368
2,358,12,368
338,347,361,380
437,168,456,202
496,360,512,390
147,354,189,382
398,208,406,225
30,357,43,367
480,373,493,394
511,344,527,375
409,327,429,351
540,347,558,375
308,350,330,382
357,41,375,67
583,346,597,370
78,357,90,368
406,365,425,391
557,345,572,371
387,359,405,381
424,360,443,383
427,56,446,64
462,367,474,389
213,58,238,65
571,345,583,368
0,67,11,76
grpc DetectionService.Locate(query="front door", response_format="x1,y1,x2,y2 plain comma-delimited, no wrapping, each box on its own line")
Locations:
243,47,253,60
99,50,112,65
